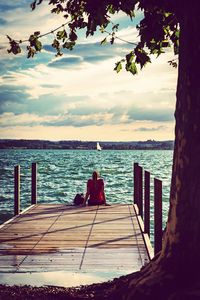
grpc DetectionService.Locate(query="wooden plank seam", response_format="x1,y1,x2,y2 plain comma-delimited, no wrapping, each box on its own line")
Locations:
16,206,66,271
79,206,99,270
128,205,143,265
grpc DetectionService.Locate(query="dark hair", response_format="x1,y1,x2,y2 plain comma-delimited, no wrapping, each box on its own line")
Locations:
92,171,99,180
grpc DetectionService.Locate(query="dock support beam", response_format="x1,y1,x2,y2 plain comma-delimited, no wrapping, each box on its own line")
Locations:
133,163,143,218
133,162,138,204
31,162,37,205
144,171,150,236
14,165,20,215
154,178,162,255
137,165,143,219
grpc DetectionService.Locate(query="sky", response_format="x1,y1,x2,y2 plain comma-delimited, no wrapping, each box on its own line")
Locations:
0,1,178,141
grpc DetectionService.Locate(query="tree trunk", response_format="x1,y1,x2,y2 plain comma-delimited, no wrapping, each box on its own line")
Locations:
160,2,200,276
109,3,200,300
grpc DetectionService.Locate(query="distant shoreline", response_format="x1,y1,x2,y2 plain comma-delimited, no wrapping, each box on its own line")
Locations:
0,139,174,150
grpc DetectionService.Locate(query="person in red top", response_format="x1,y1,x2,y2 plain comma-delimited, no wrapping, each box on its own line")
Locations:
83,171,106,206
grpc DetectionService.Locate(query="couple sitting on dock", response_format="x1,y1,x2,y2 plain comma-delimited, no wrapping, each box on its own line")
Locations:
74,171,108,206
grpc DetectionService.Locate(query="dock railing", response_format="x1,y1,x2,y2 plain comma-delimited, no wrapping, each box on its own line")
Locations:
14,162,37,215
133,162,163,256
13,161,162,257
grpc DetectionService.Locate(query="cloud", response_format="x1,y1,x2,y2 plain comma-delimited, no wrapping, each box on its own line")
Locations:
40,84,61,88
135,125,167,132
0,0,28,11
68,106,107,116
0,18,7,25
0,50,176,131
46,52,115,68
0,85,29,114
0,111,113,128
127,106,175,122
48,56,83,68
0,3,23,12
0,102,174,128
0,85,90,116
0,1,177,141
43,42,133,59
0,1,64,46
0,51,51,74
84,55,113,63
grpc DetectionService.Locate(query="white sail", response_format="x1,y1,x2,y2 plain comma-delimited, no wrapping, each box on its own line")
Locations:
97,142,102,151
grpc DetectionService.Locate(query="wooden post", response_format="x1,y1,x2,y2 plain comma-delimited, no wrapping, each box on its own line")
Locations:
31,162,37,205
138,166,143,219
14,165,20,215
144,171,150,236
154,178,162,255
133,162,139,204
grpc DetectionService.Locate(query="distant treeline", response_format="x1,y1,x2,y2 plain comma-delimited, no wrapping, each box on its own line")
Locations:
0,139,174,150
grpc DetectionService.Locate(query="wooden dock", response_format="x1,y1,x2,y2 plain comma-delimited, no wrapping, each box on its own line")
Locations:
0,204,153,273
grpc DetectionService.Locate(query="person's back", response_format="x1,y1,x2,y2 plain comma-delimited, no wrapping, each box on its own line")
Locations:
87,178,104,205
83,171,106,206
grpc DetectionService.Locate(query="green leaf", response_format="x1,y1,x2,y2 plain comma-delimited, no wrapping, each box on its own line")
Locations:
162,40,170,47
129,10,135,20
114,61,122,73
126,51,134,64
7,36,21,55
174,41,179,55
34,31,40,36
107,4,115,14
30,1,36,11
55,51,63,57
126,62,137,75
164,12,172,18
112,24,119,31
100,37,107,45
168,59,178,68
69,31,77,41
100,25,105,33
51,4,64,14
121,1,135,19
28,34,42,52
62,41,75,50
6,35,12,42
27,46,36,58
175,30,180,38
29,34,35,44
110,35,115,45
57,29,67,41
52,39,60,49
35,39,42,51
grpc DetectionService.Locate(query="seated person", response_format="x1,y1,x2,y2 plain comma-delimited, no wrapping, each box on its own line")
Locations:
83,171,106,206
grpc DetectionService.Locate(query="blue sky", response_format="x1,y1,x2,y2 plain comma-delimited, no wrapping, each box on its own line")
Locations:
0,1,177,141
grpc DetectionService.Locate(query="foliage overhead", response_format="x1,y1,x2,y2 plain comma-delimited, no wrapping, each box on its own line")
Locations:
7,0,179,74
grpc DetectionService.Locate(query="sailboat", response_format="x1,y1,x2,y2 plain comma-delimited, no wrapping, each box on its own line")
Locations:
97,142,102,151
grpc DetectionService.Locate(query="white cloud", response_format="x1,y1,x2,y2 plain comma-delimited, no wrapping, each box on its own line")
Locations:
0,2,177,141
0,121,175,141
0,2,64,47
0,112,60,126
1,49,177,102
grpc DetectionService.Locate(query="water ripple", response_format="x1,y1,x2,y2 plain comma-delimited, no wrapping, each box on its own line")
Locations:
0,149,173,227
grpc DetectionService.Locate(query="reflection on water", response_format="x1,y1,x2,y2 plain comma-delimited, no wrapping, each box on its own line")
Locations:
0,270,131,287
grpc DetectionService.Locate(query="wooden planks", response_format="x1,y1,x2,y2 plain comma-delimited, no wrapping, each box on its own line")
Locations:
0,204,150,273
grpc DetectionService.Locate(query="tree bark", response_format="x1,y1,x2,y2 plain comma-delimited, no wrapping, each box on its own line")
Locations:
160,2,200,277
110,3,200,299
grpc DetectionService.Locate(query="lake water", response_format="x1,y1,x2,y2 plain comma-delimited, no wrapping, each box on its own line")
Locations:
0,149,173,239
